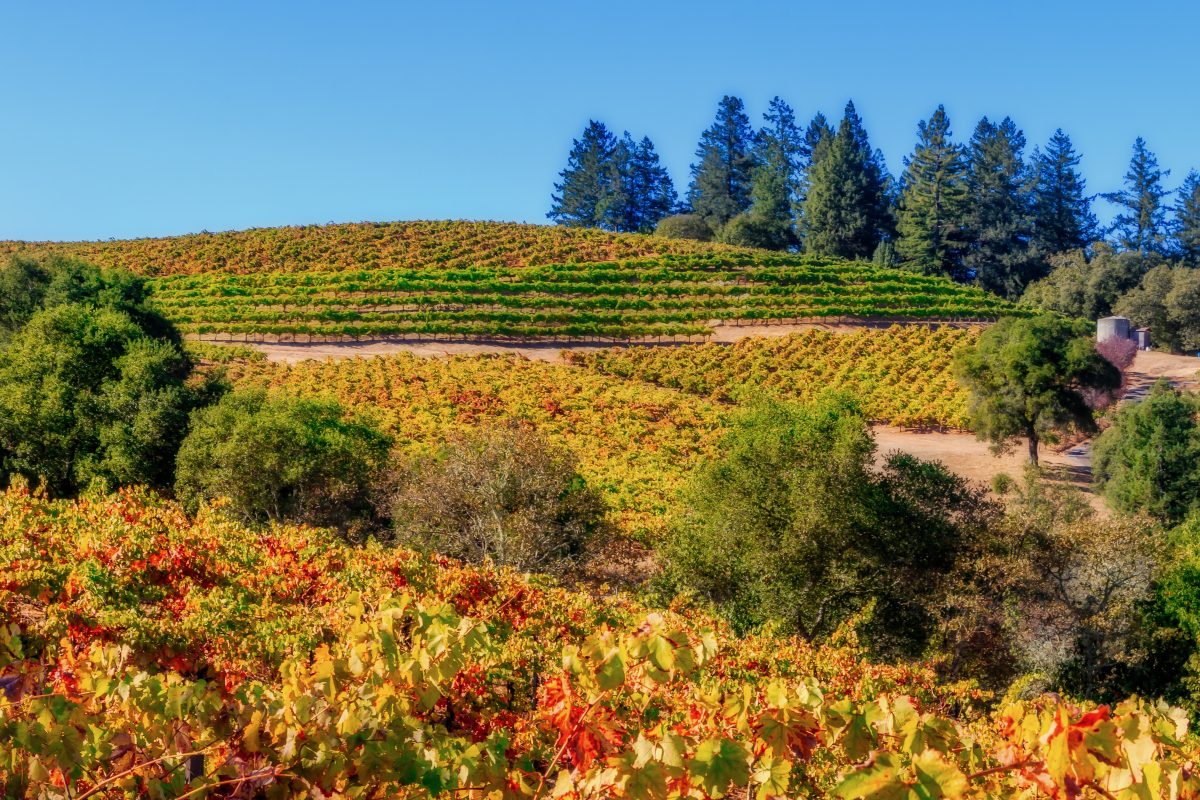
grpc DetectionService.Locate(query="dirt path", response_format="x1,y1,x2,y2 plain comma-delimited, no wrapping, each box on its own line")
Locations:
246,321,954,364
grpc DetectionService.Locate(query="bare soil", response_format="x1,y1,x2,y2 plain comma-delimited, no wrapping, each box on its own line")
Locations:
247,321,959,364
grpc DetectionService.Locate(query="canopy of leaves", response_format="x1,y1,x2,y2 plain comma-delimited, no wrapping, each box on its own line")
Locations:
1115,264,1200,352
1020,243,1152,320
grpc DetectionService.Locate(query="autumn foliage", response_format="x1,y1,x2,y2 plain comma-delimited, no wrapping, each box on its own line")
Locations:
2,487,1197,798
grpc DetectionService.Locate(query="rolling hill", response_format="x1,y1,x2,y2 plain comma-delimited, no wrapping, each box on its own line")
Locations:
0,221,1022,340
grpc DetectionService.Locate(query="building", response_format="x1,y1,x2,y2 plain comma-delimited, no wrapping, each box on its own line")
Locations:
1096,315,1151,350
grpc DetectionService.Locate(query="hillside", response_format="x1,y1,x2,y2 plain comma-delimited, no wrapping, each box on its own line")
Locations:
1,221,1020,340
3,487,1193,799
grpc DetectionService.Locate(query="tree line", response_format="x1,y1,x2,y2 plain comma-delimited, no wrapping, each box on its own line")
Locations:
549,96,1200,299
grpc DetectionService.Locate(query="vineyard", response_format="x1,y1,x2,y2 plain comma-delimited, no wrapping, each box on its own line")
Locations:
567,326,978,429
0,221,740,276
222,352,724,540
2,487,1195,799
2,221,1020,340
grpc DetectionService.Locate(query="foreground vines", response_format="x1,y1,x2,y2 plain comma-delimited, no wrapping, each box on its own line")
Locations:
1,488,1195,798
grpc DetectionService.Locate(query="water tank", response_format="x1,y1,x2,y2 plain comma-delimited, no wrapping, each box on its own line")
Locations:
1097,316,1130,342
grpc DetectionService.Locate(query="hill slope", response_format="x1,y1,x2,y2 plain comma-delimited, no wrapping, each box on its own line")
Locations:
1,221,1021,340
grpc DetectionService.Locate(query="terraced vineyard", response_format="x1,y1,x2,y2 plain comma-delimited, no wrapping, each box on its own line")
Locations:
1,221,1021,340
568,326,977,428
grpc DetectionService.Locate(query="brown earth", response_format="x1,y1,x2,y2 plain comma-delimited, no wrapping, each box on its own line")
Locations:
246,321,960,363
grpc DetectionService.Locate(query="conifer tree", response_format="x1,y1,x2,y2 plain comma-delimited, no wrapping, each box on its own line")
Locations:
795,113,835,247
895,106,969,278
547,120,620,228
802,101,891,259
1030,129,1097,254
963,117,1037,297
1173,169,1200,265
741,97,804,249
610,133,677,233
687,96,757,229
1105,137,1171,259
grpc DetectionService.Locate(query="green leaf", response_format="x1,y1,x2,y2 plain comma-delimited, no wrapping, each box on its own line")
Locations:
691,737,751,797
911,749,967,799
754,756,792,799
835,752,910,800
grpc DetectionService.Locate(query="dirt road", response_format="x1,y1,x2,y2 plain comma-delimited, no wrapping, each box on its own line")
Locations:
247,321,956,364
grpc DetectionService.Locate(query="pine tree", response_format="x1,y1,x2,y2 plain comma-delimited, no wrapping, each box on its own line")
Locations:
1174,169,1200,265
609,134,677,233
743,96,804,249
1030,129,1097,253
548,120,620,228
1105,137,1171,259
802,101,891,259
687,96,757,228
895,106,969,279
795,113,835,247
963,117,1037,297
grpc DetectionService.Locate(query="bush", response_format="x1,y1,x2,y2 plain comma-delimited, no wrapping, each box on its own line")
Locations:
175,390,390,530
716,212,792,250
383,425,606,574
653,213,714,242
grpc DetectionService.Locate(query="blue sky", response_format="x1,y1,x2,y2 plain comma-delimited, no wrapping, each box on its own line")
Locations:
1,0,1196,241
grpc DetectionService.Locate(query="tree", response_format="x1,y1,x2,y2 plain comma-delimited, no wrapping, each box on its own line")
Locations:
687,96,757,228
963,117,1038,297
1030,129,1098,254
895,106,969,278
802,101,892,259
609,134,677,233
383,425,606,575
737,96,804,250
548,120,620,229
662,394,992,656
1105,137,1171,258
1174,169,1200,265
954,314,1120,464
1094,382,1200,525
0,304,200,495
175,390,391,530
0,257,50,341
654,213,713,241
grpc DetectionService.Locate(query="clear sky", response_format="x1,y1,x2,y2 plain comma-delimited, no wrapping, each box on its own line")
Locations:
1,0,1196,242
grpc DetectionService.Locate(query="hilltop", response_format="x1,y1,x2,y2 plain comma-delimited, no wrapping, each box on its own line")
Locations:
0,220,740,276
